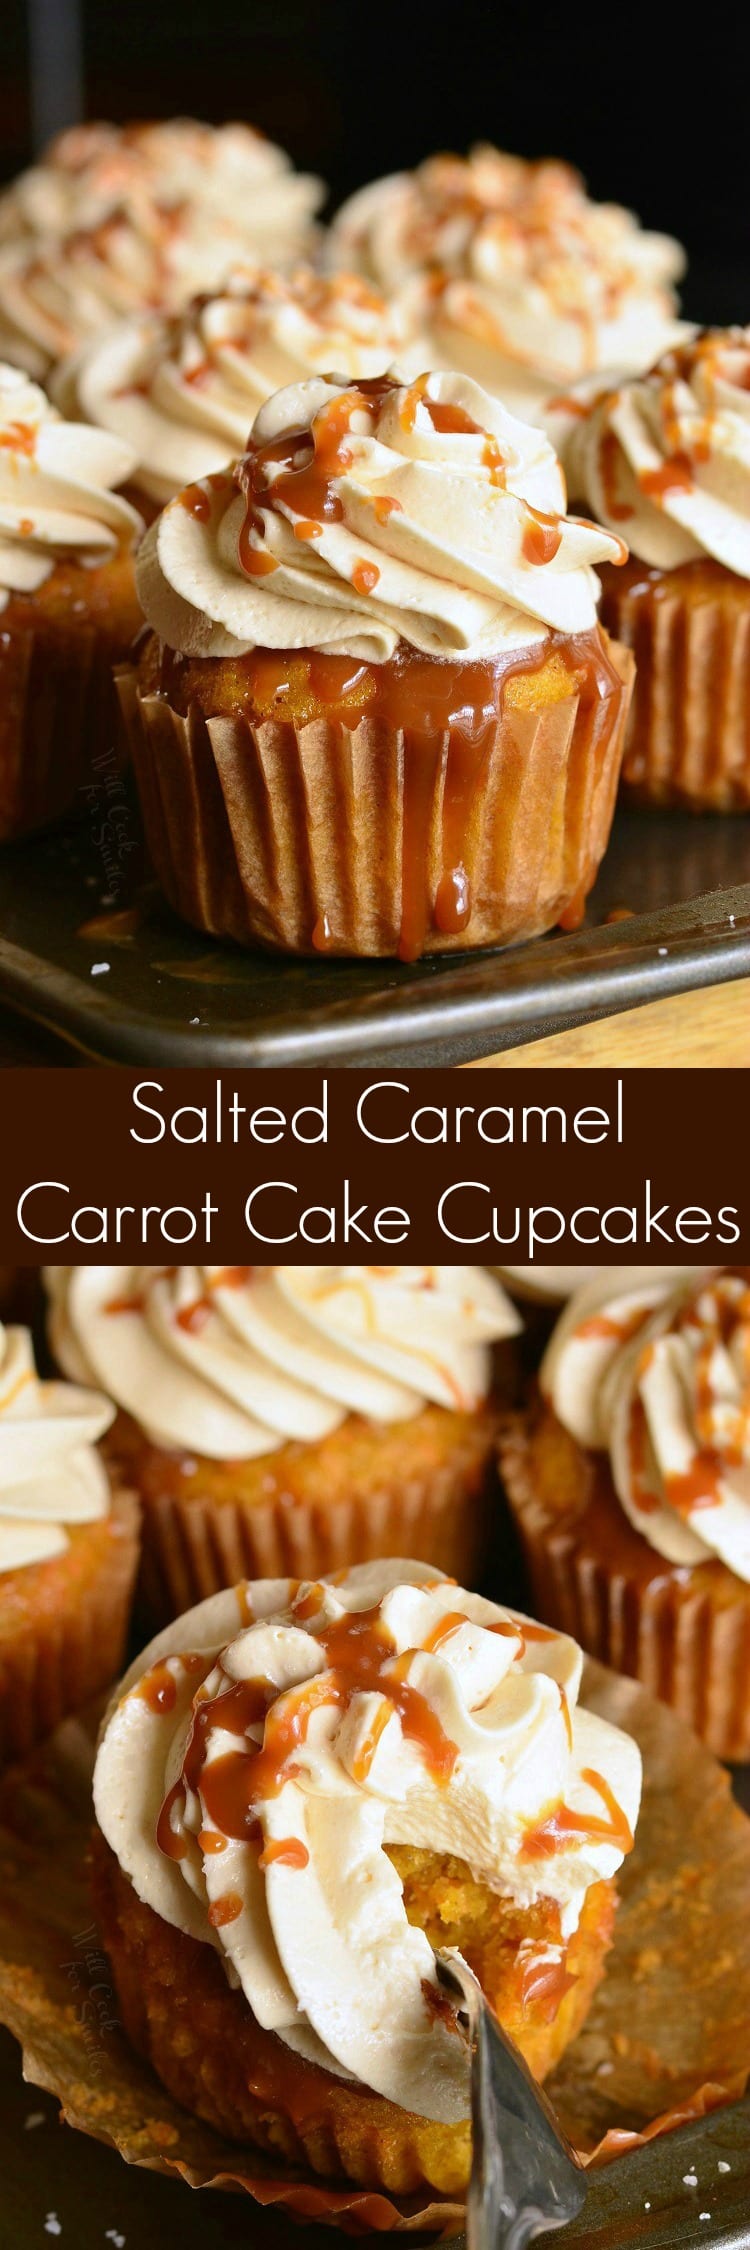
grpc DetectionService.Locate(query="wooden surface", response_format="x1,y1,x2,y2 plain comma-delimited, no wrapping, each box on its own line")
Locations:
469,976,750,1069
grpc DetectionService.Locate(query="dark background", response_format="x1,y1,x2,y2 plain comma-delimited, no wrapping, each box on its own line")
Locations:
2,0,750,321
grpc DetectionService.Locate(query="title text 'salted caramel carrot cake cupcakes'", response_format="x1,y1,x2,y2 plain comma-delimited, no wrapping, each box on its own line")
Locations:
329,147,688,422
53,269,422,510
119,367,633,959
500,1266,750,1760
0,121,324,379
91,1559,642,2193
0,1325,139,1766
561,330,750,807
45,1263,520,1620
0,364,143,839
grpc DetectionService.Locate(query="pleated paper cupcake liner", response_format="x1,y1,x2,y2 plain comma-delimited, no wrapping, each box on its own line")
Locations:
0,1487,140,1768
600,566,750,810
103,1422,499,1630
499,1417,750,1763
0,611,138,842
0,1659,748,2229
117,640,633,958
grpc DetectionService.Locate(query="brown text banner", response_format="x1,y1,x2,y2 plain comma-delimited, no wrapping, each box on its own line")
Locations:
0,1069,745,1263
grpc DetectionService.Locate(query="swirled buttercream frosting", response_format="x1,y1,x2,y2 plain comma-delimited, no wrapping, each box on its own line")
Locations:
0,1324,113,1572
53,270,421,506
560,330,750,575
45,1263,519,1460
0,362,141,612
93,1558,641,2118
330,148,687,415
542,1267,750,1579
0,123,324,377
133,367,627,664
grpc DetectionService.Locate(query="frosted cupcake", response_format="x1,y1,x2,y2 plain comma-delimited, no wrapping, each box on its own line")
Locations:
53,268,421,511
500,1266,750,1759
561,331,750,808
330,147,687,423
92,1559,641,2192
0,122,324,380
0,1324,139,1766
46,1263,520,1622
0,363,143,840
119,366,633,959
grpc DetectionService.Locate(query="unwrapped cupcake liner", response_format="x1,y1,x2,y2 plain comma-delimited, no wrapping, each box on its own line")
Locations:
117,643,633,957
103,1423,498,1630
600,568,750,810
0,1486,140,1768
0,612,130,842
499,1418,750,1763
0,1658,747,2232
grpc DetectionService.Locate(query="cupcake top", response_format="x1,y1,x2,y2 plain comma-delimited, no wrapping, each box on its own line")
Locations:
135,368,627,665
0,124,324,382
94,1559,641,2119
495,1266,602,1302
0,364,142,611
0,1324,114,1573
45,1262,519,1461
53,269,421,507
560,331,750,576
330,147,686,414
542,1266,750,1581
0,118,323,263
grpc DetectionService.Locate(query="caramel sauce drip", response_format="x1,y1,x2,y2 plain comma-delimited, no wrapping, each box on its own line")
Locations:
600,427,633,523
105,1291,145,1314
138,1661,178,1715
156,1779,189,1861
176,1294,212,1334
421,1611,472,1653
207,1892,243,1926
258,1837,310,1869
627,1395,659,1513
178,471,232,522
517,1947,576,2023
520,1767,633,1861
209,1266,256,1291
576,1307,653,1345
664,1458,725,1515
521,506,563,565
198,1829,227,1853
158,1601,460,1858
0,421,36,457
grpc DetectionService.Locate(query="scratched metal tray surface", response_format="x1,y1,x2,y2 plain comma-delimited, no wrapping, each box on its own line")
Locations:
0,791,747,1065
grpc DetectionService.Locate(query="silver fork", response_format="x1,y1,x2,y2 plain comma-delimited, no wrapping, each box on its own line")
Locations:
435,1951,588,2250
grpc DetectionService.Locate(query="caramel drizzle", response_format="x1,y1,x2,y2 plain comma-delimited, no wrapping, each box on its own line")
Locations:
520,1767,633,1860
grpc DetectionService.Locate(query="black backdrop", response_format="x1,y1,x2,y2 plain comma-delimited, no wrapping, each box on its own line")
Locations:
3,0,750,322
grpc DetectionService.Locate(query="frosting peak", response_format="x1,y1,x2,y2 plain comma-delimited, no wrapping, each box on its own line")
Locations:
136,367,627,664
542,1267,750,1580
561,330,750,576
0,1324,113,1572
0,362,141,611
45,1262,519,1460
94,1560,641,2119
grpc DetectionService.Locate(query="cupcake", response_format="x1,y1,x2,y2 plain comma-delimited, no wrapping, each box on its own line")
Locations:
0,364,143,840
91,1558,641,2193
561,331,750,808
0,122,324,378
118,366,633,959
45,1263,520,1623
330,147,687,423
53,268,422,511
0,1323,139,1767
500,1266,750,1760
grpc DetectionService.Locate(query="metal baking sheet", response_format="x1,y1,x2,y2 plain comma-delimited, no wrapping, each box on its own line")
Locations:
0,794,747,1065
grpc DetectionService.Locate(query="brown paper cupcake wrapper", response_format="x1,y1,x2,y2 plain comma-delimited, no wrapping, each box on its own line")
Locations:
117,643,633,957
0,1486,140,1768
104,1429,497,1630
0,610,137,842
600,568,750,810
499,1419,750,1763
0,1658,747,2231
